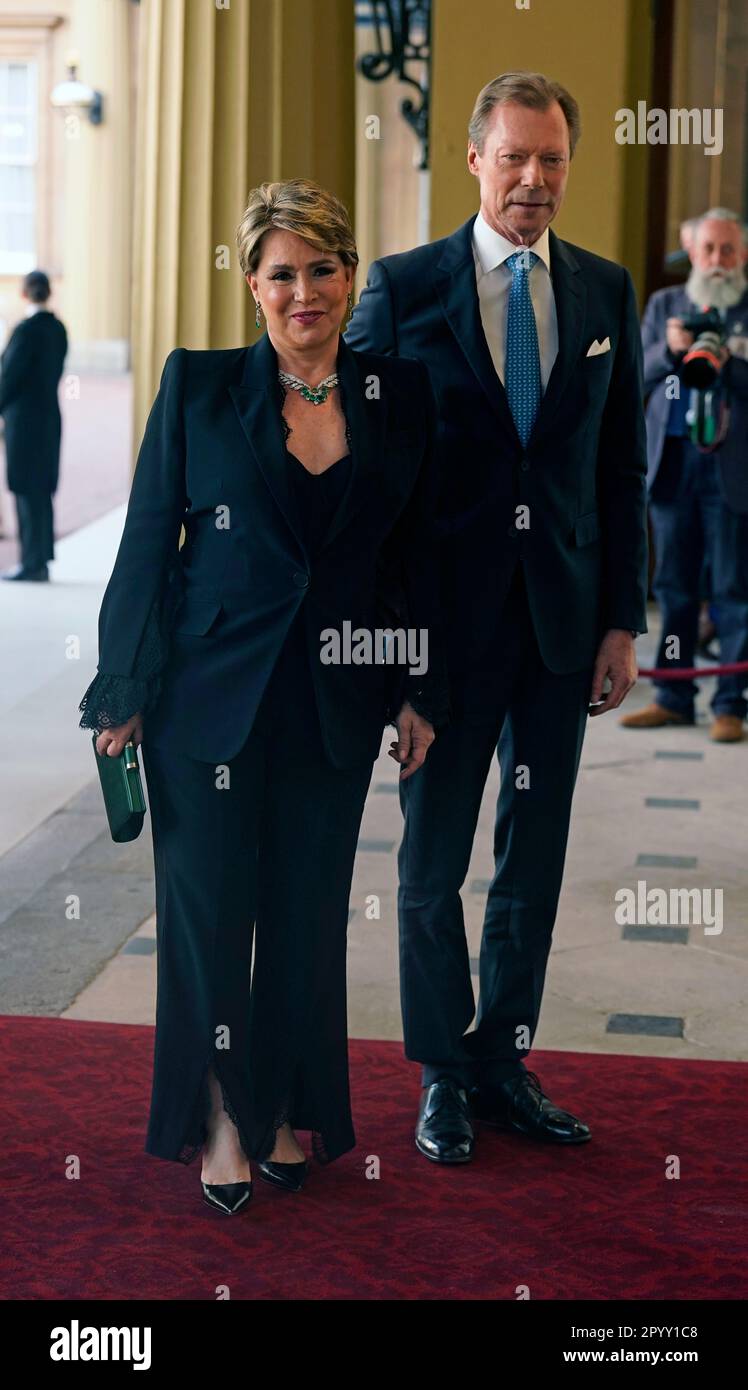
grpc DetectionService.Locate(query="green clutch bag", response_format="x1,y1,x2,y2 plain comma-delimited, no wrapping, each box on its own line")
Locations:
92,734,147,842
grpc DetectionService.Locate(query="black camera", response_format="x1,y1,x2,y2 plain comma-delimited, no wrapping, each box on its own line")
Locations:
680,307,726,388
674,307,730,449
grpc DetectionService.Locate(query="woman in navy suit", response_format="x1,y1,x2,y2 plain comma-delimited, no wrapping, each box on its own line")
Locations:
78,179,448,1214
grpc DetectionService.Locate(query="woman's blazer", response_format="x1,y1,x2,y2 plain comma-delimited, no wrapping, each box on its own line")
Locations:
86,331,448,767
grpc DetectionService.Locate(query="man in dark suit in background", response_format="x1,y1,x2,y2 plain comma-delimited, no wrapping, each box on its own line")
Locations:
621,208,748,743
0,269,68,582
346,71,649,1164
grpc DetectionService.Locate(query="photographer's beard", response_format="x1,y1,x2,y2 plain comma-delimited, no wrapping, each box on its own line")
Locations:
686,262,747,313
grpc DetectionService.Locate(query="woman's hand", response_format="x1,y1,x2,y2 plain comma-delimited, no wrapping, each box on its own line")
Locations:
388,702,435,780
95,713,144,757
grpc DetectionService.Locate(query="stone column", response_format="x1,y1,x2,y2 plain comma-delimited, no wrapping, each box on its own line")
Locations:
131,0,355,468
61,0,132,370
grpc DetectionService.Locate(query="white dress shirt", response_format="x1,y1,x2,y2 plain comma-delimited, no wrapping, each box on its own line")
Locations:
472,210,559,391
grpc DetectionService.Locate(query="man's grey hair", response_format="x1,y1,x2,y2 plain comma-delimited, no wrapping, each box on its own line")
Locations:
693,207,748,246
468,71,581,158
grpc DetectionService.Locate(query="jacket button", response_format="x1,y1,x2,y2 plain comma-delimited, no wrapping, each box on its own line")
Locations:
292,572,310,588
520,459,530,471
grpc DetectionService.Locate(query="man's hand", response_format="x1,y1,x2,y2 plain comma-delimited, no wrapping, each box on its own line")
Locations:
589,631,637,716
388,701,435,779
666,318,694,356
95,713,144,757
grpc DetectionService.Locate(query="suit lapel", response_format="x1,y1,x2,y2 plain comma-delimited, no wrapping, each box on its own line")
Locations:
433,216,587,454
434,216,522,450
228,331,307,554
321,333,384,551
227,329,383,556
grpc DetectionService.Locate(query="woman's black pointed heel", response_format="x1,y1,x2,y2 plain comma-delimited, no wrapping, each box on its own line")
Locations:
258,1159,308,1193
201,1180,253,1214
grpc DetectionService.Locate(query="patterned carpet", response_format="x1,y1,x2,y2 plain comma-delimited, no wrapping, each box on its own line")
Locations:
1,1016,746,1300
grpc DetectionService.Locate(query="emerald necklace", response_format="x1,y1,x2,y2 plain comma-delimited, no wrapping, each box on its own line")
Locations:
278,369,339,406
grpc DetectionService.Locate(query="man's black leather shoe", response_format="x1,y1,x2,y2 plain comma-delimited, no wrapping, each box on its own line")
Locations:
415,1077,475,1164
471,1070,591,1145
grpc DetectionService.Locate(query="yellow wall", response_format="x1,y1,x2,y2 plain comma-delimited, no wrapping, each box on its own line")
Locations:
430,0,653,300
0,0,135,369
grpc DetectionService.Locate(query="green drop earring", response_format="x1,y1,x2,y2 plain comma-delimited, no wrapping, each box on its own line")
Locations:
255,298,262,329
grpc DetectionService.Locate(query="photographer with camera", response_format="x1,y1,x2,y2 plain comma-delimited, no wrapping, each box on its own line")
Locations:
622,208,748,742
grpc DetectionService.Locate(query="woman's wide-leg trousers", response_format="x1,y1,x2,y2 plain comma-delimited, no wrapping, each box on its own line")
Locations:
140,676,374,1167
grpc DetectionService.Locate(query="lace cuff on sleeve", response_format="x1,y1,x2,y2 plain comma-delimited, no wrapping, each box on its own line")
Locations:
78,671,160,733
78,575,178,734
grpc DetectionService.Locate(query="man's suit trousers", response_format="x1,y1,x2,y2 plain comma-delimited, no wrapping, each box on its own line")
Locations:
397,561,593,1089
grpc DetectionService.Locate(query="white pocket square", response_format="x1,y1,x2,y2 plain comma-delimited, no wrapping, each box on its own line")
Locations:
586,337,611,357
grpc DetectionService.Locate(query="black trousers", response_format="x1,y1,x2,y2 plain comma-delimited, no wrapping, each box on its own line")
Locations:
140,625,374,1166
397,562,593,1090
14,490,54,571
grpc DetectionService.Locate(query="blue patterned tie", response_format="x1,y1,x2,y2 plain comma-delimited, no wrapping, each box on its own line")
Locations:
505,249,541,447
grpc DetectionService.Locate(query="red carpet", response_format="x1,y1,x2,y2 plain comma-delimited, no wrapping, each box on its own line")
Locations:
1,1016,745,1300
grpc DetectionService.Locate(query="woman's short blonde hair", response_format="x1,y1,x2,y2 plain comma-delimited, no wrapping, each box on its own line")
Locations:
236,178,359,278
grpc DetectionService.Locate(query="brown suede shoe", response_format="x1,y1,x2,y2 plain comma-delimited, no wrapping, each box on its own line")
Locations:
709,715,745,743
620,703,692,729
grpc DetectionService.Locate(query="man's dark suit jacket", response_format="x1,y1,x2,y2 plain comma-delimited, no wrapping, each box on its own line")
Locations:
0,309,68,494
88,331,447,766
345,214,649,690
641,282,748,515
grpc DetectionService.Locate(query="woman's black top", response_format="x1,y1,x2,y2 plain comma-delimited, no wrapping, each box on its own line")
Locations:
252,447,352,737
286,447,352,553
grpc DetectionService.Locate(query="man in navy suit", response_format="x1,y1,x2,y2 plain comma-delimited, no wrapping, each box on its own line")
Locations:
621,208,748,743
346,71,648,1163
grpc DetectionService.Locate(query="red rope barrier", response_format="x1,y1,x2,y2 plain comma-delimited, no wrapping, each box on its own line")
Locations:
637,661,748,680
